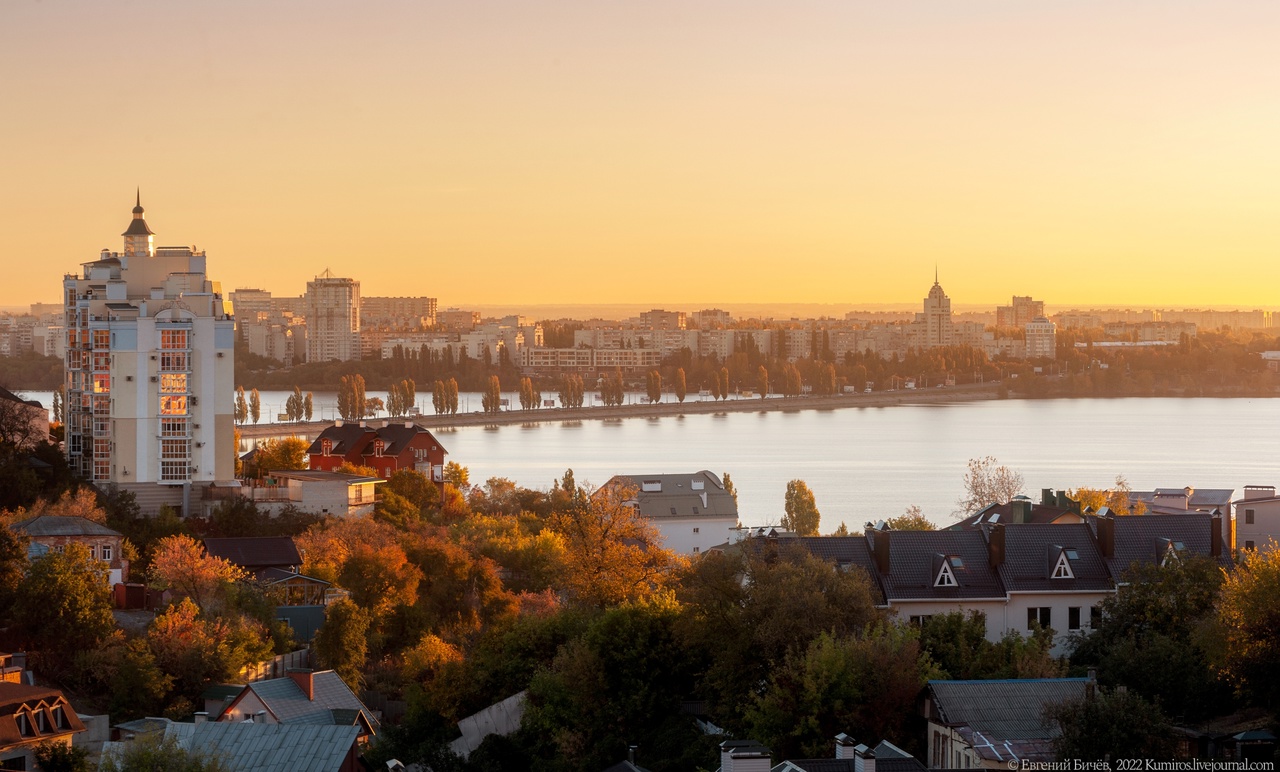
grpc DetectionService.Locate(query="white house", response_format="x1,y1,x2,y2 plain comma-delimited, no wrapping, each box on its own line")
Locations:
601,471,739,555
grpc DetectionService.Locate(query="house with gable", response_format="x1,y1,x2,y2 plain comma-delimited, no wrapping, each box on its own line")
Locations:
308,419,447,484
102,717,362,772
864,526,1008,630
217,668,380,744
11,515,130,585
984,522,1113,653
1090,512,1231,579
0,683,87,770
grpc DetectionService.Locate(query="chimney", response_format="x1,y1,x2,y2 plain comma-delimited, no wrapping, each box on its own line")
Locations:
854,745,876,772
254,710,266,724
288,668,315,700
1210,513,1222,557
1041,488,1054,506
1013,500,1032,524
334,419,344,427
987,523,1005,568
382,420,390,428
870,529,890,574
193,712,208,724
1097,516,1115,558
404,421,414,429
1245,485,1276,501
835,733,857,759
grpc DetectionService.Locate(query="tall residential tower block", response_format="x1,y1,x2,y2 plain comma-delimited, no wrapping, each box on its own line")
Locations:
63,196,236,512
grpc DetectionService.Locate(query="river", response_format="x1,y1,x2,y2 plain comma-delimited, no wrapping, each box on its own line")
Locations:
20,389,1278,531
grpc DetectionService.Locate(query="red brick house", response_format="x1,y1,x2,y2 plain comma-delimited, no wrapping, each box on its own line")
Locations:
0,683,87,770
10,515,130,585
307,420,446,484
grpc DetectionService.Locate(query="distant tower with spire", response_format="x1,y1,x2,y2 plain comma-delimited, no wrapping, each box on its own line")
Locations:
122,189,154,257
913,269,954,349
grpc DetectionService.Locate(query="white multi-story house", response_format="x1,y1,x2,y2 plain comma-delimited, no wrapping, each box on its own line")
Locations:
1024,316,1057,360
1234,485,1280,553
63,195,236,513
602,471,740,555
305,270,360,362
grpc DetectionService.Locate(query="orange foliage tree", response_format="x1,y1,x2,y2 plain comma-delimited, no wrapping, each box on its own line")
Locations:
148,534,246,613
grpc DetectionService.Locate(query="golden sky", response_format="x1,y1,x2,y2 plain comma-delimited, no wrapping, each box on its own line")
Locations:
3,1,1279,309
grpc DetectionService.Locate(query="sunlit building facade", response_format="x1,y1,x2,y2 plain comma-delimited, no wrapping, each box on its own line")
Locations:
63,196,236,509
305,270,361,362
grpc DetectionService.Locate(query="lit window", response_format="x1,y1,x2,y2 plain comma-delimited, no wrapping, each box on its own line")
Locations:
93,329,110,349
160,373,187,393
160,329,189,349
160,395,188,415
93,374,111,394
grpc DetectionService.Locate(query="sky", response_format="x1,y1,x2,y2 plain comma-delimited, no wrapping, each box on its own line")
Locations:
3,1,1279,310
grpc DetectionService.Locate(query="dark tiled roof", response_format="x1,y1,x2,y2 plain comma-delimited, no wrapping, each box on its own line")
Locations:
995,524,1112,593
607,471,738,520
953,502,1077,529
0,683,87,745
11,515,122,538
306,424,373,456
876,530,1005,601
368,423,445,456
204,536,301,570
1089,513,1231,576
929,678,1089,747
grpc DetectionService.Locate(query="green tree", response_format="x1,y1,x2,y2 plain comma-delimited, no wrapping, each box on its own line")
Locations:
1045,687,1175,761
783,479,821,535
385,468,441,512
100,733,229,772
314,598,371,691
886,505,934,531
919,611,1061,680
674,367,687,403
722,473,738,509
13,543,116,670
1214,544,1280,708
34,741,91,772
249,388,261,425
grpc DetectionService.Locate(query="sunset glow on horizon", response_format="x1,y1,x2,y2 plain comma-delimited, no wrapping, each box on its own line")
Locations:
4,1,1279,309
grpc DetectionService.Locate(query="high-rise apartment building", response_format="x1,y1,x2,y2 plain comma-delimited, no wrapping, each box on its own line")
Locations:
996,296,1046,328
63,196,235,510
305,270,360,362
911,275,953,349
1025,316,1057,360
361,296,437,329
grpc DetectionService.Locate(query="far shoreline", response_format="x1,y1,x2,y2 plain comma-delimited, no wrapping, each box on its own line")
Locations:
237,382,1004,439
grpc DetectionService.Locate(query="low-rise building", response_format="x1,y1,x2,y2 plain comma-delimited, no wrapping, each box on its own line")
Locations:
602,471,740,555
1234,485,1280,553
244,470,383,518
925,678,1090,768
218,669,380,744
0,683,87,770
308,420,447,483
11,515,129,585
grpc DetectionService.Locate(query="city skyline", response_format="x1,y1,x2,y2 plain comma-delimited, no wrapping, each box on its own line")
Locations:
5,1,1280,308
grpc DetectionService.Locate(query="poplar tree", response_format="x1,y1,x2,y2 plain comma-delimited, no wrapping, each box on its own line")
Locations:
674,368,687,403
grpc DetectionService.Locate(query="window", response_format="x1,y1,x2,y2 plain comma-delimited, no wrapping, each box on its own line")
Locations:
161,418,188,437
160,350,189,371
1068,606,1082,630
935,560,959,587
93,373,111,394
53,706,68,730
909,615,934,626
321,439,333,456
692,506,699,514
1051,550,1074,579
88,546,97,560
160,373,187,393
1245,540,1256,551
15,711,31,737
160,395,188,415
1027,607,1051,630
692,547,700,554
93,329,110,349
161,460,189,481
1090,606,1102,629
160,328,189,349
1245,509,1255,525
692,527,699,533
101,545,113,562
670,507,677,515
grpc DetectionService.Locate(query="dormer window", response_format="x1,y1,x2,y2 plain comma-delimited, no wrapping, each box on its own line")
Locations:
934,555,960,587
16,711,32,737
1050,547,1075,579
321,439,333,457
373,440,385,457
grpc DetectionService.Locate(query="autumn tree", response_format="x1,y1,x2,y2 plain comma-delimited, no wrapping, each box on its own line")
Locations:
432,379,445,415
253,437,310,472
285,386,305,421
338,542,423,616
13,543,115,670
234,386,248,424
757,365,769,398
956,455,1024,515
481,375,503,414
719,367,730,400
783,479,820,535
549,484,684,607
519,377,535,411
646,369,662,403
147,597,273,698
304,392,314,421
722,473,738,509
886,505,934,531
674,367,687,403
249,388,261,424
1069,475,1147,515
385,468,441,512
149,534,246,613
337,374,367,420
446,377,459,414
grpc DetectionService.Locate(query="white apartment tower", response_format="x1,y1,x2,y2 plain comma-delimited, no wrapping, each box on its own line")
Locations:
1025,316,1057,360
305,270,360,362
912,272,954,349
63,195,236,512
